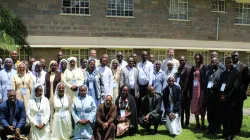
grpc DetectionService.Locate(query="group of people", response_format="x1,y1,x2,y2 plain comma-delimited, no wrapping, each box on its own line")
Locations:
0,49,249,140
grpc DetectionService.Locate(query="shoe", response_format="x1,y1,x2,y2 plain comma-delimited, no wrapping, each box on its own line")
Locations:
226,135,235,140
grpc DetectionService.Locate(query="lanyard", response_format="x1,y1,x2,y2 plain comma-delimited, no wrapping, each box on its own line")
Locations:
60,97,64,108
19,75,25,87
35,98,41,111
80,98,84,110
6,70,11,80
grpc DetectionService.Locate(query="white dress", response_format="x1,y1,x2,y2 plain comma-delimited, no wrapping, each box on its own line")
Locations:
51,95,73,140
165,88,182,135
27,97,50,140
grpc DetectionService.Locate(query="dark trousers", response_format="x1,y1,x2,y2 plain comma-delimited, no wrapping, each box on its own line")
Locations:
130,89,136,99
139,113,161,133
0,123,30,140
137,84,148,114
232,99,244,135
220,100,235,137
207,96,220,133
96,123,116,140
181,98,190,126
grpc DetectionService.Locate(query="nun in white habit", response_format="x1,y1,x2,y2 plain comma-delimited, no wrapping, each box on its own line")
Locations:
27,83,50,140
163,75,182,135
31,61,46,86
71,84,96,140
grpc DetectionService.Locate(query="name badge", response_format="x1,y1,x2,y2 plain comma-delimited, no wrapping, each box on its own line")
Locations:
72,80,76,85
120,110,125,117
113,81,118,88
193,80,198,87
60,108,66,118
36,113,42,125
21,88,26,95
170,104,174,112
176,77,180,84
207,81,213,89
89,82,94,89
220,83,226,92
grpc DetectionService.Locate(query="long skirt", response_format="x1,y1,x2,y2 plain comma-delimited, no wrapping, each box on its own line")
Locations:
166,114,182,135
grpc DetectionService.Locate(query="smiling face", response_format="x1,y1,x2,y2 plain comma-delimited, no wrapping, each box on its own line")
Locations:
121,86,129,99
18,63,25,75
88,60,95,71
11,51,18,60
155,61,161,71
5,59,12,70
35,86,43,97
179,56,186,67
79,85,87,97
70,60,76,68
8,90,16,104
194,55,201,65
168,77,175,87
58,84,65,96
112,61,118,70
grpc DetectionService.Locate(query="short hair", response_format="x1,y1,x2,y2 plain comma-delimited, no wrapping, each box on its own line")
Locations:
127,56,135,62
80,58,87,63
146,85,154,92
231,51,239,56
194,53,204,64
225,57,232,62
7,89,15,94
90,49,96,53
168,48,174,52
100,56,107,62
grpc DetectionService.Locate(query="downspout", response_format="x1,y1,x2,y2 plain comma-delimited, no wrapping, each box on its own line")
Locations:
216,16,220,40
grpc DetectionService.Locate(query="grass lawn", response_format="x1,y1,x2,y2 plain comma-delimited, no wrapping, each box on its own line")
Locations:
118,116,250,140
243,98,250,108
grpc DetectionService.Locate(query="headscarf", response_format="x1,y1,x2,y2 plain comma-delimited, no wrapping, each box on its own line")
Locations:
86,58,96,72
167,60,174,66
110,59,119,70
32,61,40,73
54,82,66,97
17,62,27,75
30,83,44,99
48,60,57,72
76,84,88,97
3,58,14,70
58,59,67,72
67,57,77,70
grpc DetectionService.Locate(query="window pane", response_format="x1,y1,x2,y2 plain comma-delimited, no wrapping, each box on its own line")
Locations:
107,0,134,16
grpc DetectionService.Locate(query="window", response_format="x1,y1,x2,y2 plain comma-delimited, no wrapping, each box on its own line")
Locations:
107,0,134,17
218,52,231,64
61,0,90,15
150,50,168,62
62,49,89,65
236,3,250,25
107,49,133,61
169,0,188,20
211,0,225,12
187,51,209,66
0,48,29,61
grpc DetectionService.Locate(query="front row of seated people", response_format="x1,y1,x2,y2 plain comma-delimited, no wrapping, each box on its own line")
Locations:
0,75,181,140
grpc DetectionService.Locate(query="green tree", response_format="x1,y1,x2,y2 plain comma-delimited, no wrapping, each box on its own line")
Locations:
0,4,29,51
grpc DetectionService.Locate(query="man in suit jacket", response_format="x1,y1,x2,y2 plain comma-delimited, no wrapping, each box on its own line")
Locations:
175,56,191,127
231,51,249,135
219,57,241,140
120,57,139,99
0,89,30,140
139,86,162,135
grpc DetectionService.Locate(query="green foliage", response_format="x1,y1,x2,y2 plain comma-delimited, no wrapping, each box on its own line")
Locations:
243,98,250,108
0,4,29,51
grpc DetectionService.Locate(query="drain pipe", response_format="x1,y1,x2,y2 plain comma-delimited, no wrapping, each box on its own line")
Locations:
216,16,219,40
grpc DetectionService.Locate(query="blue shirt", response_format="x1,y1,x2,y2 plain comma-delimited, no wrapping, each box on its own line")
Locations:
153,70,165,95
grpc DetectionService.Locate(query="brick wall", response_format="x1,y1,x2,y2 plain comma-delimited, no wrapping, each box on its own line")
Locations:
1,0,250,42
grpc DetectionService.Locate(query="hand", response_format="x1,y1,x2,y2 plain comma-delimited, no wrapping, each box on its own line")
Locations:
102,123,108,130
38,124,45,130
145,114,150,121
71,86,78,91
35,125,40,129
8,126,14,131
15,128,21,136
121,116,126,121
82,119,89,124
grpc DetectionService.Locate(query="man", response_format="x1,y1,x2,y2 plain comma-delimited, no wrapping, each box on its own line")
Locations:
137,51,154,114
110,51,128,69
139,86,162,135
95,95,117,140
89,49,100,67
148,54,155,64
231,51,249,135
28,57,36,71
0,58,3,71
97,57,113,95
219,57,241,140
0,90,30,140
175,56,191,127
10,51,21,70
153,60,165,97
0,58,17,103
57,51,63,65
161,48,179,71
120,57,139,98
131,53,137,67
102,54,110,67
79,58,88,75
210,51,226,71
205,57,222,135
40,59,47,72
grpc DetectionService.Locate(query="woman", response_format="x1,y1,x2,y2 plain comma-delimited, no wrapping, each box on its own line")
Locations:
58,59,67,74
115,85,138,136
45,60,63,99
11,62,33,111
72,84,96,139
31,61,47,86
83,59,105,106
188,53,207,130
163,75,182,135
27,84,50,140
111,59,120,104
50,82,73,140
63,57,83,99
79,58,88,76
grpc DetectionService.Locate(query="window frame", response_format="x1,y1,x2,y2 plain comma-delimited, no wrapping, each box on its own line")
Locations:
107,0,134,17
61,0,91,16
0,48,29,61
235,3,250,25
62,48,89,66
211,0,226,13
169,0,189,21
150,49,168,62
187,50,209,66
107,49,133,62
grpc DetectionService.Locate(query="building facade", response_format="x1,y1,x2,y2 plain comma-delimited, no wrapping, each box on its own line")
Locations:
0,0,250,67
